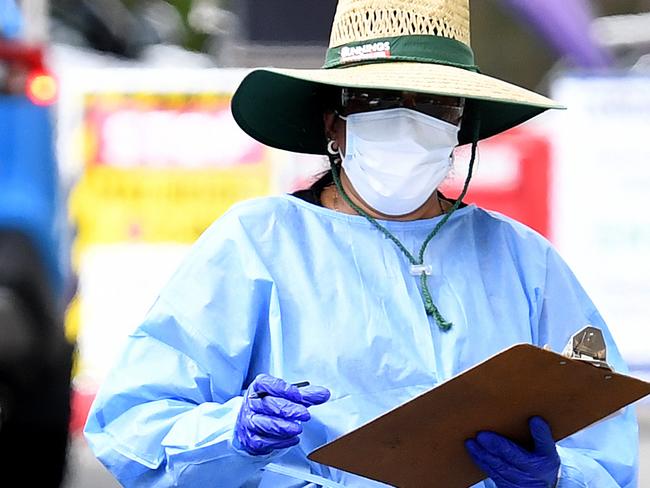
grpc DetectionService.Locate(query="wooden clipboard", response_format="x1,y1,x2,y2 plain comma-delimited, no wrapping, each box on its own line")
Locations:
308,344,650,488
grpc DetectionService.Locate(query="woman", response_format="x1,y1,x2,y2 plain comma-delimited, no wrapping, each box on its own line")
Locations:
85,1,638,486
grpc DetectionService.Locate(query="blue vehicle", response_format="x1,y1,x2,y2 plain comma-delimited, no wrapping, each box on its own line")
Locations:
0,2,72,485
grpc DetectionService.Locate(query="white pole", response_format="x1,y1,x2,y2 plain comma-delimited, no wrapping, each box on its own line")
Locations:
18,0,48,42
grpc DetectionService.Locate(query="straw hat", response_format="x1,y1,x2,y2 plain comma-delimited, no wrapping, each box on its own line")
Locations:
231,0,563,154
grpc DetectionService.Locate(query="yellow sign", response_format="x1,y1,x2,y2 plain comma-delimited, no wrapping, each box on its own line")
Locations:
69,90,272,253
70,164,270,261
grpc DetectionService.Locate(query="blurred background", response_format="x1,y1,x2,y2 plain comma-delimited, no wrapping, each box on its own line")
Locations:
1,0,649,486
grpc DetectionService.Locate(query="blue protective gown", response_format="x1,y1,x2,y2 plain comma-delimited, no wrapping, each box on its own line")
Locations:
85,195,639,487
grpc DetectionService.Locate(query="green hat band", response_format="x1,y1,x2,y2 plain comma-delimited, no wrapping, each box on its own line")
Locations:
324,35,478,71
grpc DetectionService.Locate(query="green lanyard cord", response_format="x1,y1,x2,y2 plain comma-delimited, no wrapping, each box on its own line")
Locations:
329,118,481,331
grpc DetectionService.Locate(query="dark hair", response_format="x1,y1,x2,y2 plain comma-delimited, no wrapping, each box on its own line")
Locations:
319,85,342,114
308,86,344,195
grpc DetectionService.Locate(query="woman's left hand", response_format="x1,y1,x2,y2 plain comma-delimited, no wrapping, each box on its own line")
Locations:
465,416,560,488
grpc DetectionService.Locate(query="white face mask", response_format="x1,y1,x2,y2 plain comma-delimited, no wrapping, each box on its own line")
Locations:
341,108,460,216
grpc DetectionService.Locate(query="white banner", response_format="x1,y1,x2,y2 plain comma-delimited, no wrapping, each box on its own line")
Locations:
551,75,650,370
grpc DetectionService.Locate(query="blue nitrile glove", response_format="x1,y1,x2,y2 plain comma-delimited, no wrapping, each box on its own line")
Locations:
465,416,561,488
234,374,331,456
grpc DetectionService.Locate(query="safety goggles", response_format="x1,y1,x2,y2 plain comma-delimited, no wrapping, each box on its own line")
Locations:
338,88,465,126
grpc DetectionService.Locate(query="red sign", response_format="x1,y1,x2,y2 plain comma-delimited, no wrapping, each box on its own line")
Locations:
442,127,552,238
83,93,264,168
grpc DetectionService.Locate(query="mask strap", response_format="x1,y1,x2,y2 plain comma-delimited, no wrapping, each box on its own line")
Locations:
328,116,481,332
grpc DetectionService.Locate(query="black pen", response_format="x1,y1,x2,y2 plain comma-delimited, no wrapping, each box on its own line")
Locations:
249,381,310,399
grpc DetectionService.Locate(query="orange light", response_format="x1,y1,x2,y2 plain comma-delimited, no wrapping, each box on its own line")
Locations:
26,71,58,106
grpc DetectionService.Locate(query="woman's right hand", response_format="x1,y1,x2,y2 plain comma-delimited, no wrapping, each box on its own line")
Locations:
234,374,331,456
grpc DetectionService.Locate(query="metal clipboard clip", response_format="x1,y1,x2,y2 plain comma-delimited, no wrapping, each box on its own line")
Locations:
561,325,614,372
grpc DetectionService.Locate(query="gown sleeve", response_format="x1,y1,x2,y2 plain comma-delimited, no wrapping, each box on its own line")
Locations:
83,209,282,487
534,246,639,488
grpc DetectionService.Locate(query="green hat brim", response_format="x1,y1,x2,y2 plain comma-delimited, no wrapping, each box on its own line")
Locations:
231,64,564,154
